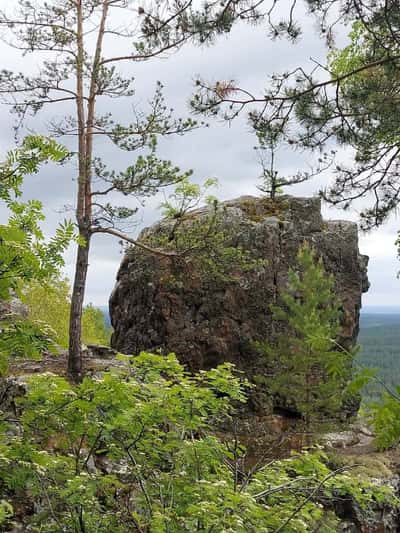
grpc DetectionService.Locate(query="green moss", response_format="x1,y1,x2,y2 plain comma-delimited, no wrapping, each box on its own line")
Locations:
239,197,290,222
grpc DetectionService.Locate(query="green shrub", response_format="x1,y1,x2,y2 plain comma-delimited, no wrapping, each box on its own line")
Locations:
1,354,397,532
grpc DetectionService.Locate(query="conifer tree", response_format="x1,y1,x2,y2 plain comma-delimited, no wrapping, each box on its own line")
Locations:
254,122,310,200
0,0,265,381
256,242,353,443
193,0,400,229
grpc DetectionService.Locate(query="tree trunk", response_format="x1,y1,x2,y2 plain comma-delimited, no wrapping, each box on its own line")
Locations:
67,0,88,383
68,231,91,382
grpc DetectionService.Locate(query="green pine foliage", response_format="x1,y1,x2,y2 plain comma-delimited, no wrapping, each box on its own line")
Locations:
320,12,400,228
256,242,354,440
253,122,310,200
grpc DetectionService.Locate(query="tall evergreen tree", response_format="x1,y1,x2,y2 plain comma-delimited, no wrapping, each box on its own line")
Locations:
0,0,265,381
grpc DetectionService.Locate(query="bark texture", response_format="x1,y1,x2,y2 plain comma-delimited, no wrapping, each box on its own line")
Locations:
68,238,91,381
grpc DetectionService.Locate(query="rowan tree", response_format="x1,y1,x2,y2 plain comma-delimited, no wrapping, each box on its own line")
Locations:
1,353,395,531
0,135,74,373
0,0,267,381
21,278,111,348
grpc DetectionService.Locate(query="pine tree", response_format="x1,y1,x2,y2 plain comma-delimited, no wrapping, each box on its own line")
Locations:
254,122,309,200
192,0,400,229
256,242,353,443
0,0,265,382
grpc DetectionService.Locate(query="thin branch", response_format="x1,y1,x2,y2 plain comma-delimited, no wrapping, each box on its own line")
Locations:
91,226,179,258
273,464,362,533
100,35,189,65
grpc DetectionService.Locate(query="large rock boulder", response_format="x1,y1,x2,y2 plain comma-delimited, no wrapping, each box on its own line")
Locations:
110,195,369,413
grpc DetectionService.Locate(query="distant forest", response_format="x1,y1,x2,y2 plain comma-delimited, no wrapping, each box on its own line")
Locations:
358,313,400,399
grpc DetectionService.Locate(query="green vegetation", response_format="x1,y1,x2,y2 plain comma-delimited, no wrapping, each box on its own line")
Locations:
356,314,400,450
192,2,400,229
256,243,353,441
253,121,321,200
149,178,265,283
370,387,400,451
82,303,112,346
325,15,400,228
1,143,397,528
0,136,74,375
2,2,400,530
0,136,73,296
21,279,112,349
0,136,74,525
1,353,397,532
0,0,267,382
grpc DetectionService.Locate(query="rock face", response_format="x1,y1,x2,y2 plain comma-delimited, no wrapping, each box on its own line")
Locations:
0,297,28,323
110,195,369,413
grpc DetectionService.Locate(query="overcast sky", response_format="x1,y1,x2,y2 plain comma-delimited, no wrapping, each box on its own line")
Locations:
0,1,399,309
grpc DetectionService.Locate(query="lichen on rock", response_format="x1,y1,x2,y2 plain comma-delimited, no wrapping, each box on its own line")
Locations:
110,195,369,417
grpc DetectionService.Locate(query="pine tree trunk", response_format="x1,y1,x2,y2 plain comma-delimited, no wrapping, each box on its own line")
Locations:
68,231,91,382
66,1,107,383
